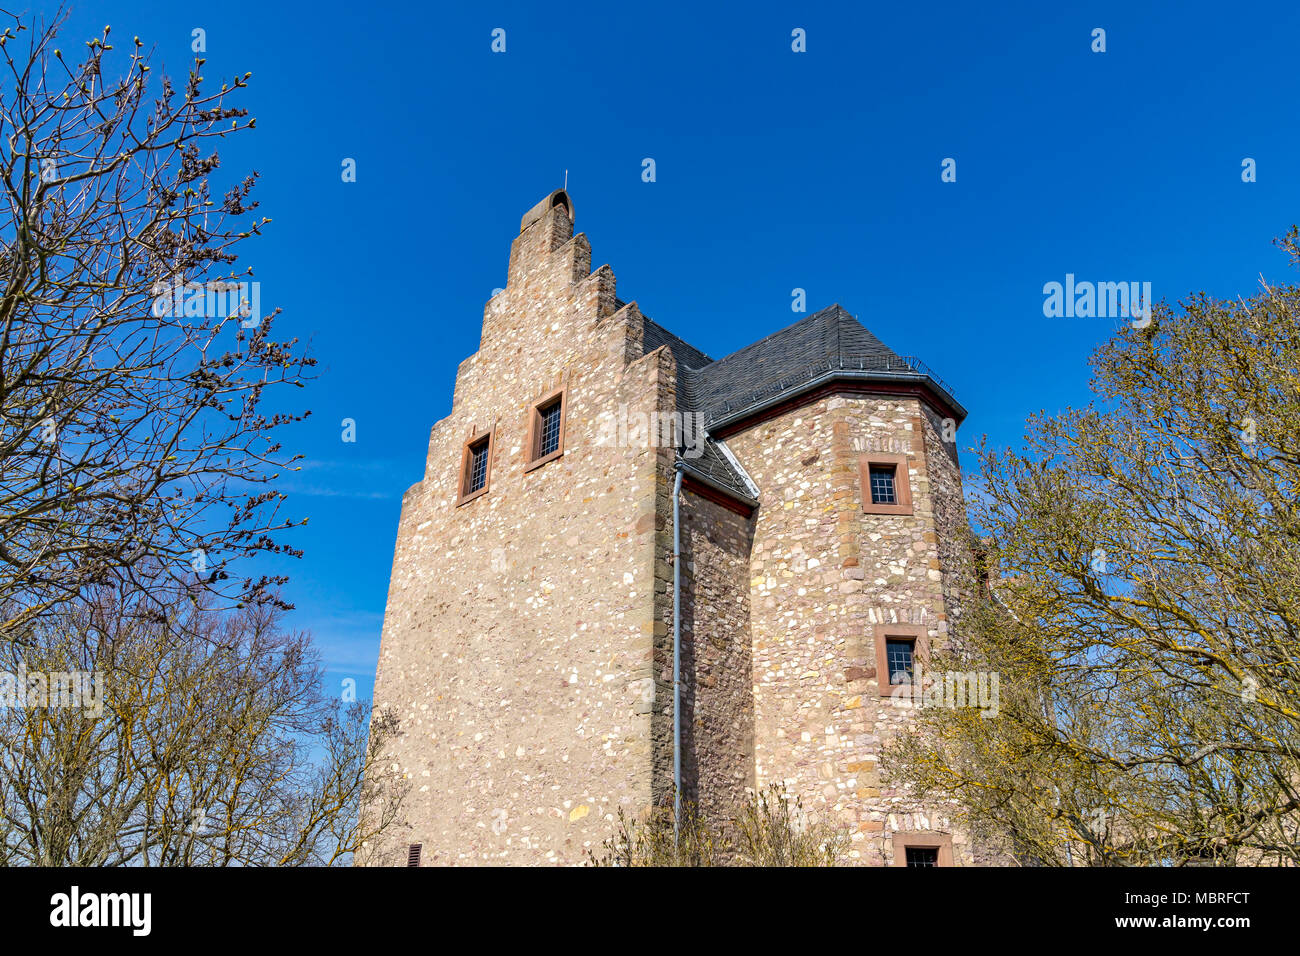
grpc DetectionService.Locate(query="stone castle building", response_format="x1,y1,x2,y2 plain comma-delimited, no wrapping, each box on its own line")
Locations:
368,189,981,866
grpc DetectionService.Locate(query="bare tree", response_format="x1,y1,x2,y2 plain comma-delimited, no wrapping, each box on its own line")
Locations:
0,10,313,640
0,583,405,866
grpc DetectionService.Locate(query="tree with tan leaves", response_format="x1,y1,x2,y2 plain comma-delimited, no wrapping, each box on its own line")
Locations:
885,229,1300,866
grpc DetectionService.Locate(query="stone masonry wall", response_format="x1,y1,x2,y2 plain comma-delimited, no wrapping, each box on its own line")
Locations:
673,491,756,824
369,201,669,865
723,392,975,865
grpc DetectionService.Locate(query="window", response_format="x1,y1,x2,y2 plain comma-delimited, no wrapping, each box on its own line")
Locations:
468,442,489,492
538,401,562,458
525,388,567,472
407,843,422,867
859,453,912,515
456,429,494,505
905,847,939,867
874,624,928,697
885,639,914,685
869,465,897,505
891,832,953,867
973,540,995,598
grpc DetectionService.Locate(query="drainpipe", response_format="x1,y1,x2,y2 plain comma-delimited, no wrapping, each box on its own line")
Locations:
671,461,685,848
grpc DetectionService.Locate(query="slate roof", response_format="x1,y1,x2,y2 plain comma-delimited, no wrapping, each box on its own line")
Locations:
639,304,963,507
642,317,712,371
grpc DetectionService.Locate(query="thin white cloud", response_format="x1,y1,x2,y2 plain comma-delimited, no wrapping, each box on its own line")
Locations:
278,483,397,500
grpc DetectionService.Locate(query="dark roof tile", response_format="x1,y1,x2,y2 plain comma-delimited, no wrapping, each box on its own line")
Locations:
636,304,961,506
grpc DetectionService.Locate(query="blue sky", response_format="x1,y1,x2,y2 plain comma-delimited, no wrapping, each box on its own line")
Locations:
59,0,1300,698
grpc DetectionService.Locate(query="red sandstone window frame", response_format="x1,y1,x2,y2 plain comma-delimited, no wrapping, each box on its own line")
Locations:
874,623,928,698
891,831,953,867
859,452,913,515
456,428,495,506
524,387,567,472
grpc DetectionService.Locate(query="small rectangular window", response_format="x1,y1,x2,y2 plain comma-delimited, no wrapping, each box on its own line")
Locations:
885,638,914,685
467,441,489,494
869,465,897,505
538,400,562,458
875,624,928,697
905,846,939,867
525,388,567,472
457,429,494,505
892,832,953,867
859,453,912,515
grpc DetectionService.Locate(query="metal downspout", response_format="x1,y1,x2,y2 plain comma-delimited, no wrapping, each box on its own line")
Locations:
671,461,685,848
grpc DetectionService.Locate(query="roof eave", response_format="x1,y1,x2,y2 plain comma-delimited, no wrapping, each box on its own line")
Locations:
677,460,761,509
706,369,968,435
